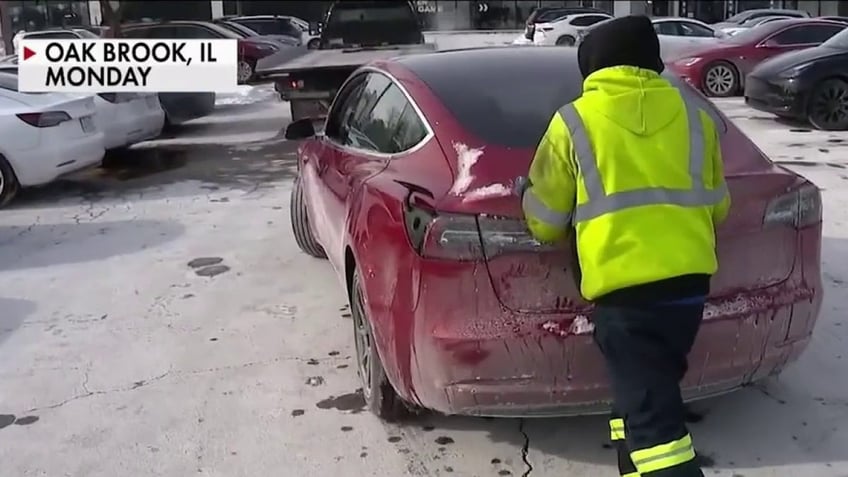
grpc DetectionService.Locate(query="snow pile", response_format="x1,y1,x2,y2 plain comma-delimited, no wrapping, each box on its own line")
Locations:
463,183,512,202
449,142,485,195
216,84,277,106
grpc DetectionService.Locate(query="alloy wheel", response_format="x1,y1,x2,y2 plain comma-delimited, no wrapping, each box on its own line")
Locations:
810,80,848,130
352,283,373,399
705,64,735,96
0,168,5,196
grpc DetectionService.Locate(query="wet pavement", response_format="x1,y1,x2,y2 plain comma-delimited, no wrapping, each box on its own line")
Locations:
0,87,846,477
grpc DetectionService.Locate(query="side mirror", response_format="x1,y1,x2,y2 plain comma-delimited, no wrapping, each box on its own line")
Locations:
285,118,316,140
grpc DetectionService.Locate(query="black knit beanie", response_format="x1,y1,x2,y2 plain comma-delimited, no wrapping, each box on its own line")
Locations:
577,15,665,78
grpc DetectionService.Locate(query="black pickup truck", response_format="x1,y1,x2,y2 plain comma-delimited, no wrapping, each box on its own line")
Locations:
254,0,435,121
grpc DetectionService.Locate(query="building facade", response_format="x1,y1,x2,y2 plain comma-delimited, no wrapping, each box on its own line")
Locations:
2,0,847,34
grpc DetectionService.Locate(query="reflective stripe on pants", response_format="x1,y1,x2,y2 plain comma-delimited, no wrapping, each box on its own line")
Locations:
631,433,697,475
610,417,626,441
557,99,727,225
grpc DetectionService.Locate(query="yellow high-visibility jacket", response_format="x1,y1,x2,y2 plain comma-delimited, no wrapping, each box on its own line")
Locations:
522,65,731,301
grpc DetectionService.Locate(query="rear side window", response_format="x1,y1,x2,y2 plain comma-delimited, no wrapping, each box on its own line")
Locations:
357,84,409,153
571,15,609,27
0,73,19,91
770,24,844,45
654,22,680,36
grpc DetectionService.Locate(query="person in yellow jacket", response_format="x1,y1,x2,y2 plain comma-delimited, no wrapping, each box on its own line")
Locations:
517,15,730,477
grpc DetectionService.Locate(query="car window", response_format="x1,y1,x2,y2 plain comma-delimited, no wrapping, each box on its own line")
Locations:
570,15,609,27
769,24,844,45
172,25,224,39
392,104,427,153
679,22,715,37
325,76,365,141
123,26,176,39
348,73,391,131
653,21,680,36
26,31,77,39
239,20,274,35
356,84,409,153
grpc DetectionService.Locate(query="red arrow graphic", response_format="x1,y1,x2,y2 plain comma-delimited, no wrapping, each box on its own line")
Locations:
22,46,36,60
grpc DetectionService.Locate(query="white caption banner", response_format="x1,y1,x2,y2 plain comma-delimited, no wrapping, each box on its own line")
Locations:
18,39,240,93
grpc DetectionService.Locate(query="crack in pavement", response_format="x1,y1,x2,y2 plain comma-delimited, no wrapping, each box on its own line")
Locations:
518,419,534,477
20,355,342,414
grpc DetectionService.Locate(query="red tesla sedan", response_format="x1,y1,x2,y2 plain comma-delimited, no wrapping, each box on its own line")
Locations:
668,18,846,97
285,47,823,420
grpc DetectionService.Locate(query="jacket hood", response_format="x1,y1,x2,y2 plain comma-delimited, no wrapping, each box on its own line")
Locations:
578,15,664,77
582,66,682,136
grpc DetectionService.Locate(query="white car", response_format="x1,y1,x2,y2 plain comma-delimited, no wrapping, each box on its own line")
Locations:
650,17,727,61
720,15,793,37
13,28,100,54
533,13,613,46
88,93,165,150
0,72,104,206
0,63,164,150
576,17,725,62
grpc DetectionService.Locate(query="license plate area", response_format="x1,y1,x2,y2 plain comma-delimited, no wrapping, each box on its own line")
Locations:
80,115,95,133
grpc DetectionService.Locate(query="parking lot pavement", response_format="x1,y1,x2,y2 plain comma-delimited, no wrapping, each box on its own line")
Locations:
1,86,847,477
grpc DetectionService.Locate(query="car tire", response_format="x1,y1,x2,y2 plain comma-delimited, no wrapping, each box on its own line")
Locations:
0,155,20,208
290,175,327,259
307,38,320,50
555,35,575,46
237,59,255,84
702,61,739,97
350,268,409,422
807,78,848,131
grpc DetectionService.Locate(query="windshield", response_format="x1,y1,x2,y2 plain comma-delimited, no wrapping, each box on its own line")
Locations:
220,22,256,37
724,11,753,23
822,27,848,48
723,23,777,44
328,2,417,24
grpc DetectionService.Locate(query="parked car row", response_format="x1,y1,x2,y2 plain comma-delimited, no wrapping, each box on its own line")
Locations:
0,62,216,208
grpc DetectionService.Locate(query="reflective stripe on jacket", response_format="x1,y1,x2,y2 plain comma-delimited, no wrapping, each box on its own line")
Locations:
522,65,731,301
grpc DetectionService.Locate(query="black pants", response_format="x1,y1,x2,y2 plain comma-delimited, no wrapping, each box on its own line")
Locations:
592,302,705,477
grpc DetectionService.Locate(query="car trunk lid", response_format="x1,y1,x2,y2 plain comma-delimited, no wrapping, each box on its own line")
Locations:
434,130,801,314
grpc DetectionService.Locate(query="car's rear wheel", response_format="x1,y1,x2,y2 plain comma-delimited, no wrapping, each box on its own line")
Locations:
807,78,848,131
0,155,20,208
350,268,408,421
555,34,575,46
290,176,326,259
703,61,739,97
237,59,255,84
307,38,320,49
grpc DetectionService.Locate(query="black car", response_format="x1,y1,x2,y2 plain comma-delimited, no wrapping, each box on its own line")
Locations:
213,19,301,47
745,27,848,130
523,6,608,40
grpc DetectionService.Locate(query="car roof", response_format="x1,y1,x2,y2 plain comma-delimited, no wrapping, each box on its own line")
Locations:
393,46,577,78
653,17,708,23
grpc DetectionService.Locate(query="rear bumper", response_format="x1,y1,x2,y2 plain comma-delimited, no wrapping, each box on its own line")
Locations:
99,104,165,150
406,229,822,417
11,132,105,186
744,75,808,120
159,93,216,125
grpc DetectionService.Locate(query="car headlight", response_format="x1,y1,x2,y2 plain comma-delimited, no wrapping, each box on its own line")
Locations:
256,43,278,51
676,57,702,67
777,64,811,79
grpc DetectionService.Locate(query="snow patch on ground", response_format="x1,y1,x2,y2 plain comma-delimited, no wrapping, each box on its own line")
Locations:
215,84,277,106
449,142,485,195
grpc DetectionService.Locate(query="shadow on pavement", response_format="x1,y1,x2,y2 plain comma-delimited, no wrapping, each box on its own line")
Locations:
8,135,299,210
0,219,184,272
400,238,847,473
0,297,36,347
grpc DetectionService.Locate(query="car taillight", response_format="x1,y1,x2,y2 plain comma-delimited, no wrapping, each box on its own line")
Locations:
289,79,305,90
16,111,71,128
410,209,557,261
763,184,822,229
